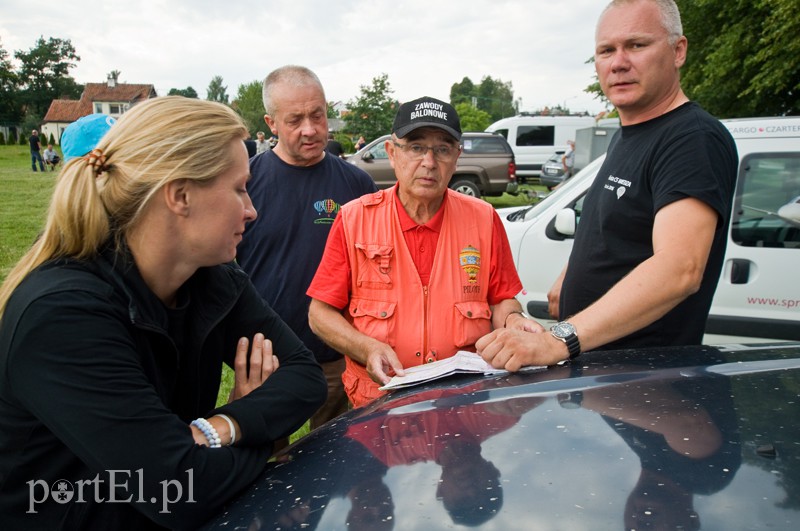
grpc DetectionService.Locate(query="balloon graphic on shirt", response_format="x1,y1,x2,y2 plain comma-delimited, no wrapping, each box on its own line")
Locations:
313,199,341,224
315,198,339,215
459,245,481,283
617,186,626,199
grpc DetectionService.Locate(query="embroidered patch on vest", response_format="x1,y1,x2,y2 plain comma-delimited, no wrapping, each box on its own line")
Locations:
459,245,481,283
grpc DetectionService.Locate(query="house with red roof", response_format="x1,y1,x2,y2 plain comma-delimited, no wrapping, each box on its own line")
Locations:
42,74,157,144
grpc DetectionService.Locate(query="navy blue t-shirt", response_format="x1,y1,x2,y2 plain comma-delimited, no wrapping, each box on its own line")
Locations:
560,103,738,349
237,151,377,363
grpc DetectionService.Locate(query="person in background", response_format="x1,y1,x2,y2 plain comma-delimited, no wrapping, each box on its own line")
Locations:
29,129,45,172
561,139,575,178
43,143,60,170
255,130,271,154
307,96,533,408
476,0,737,371
326,132,345,158
0,96,326,529
354,135,367,151
237,65,377,429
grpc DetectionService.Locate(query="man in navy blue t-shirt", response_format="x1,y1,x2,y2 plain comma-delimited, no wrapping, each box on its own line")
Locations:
237,66,376,428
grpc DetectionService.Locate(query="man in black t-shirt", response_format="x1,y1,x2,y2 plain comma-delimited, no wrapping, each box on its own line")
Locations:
476,0,737,369
326,132,345,158
29,130,45,172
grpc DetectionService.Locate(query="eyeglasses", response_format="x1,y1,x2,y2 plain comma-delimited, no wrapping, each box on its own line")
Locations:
392,141,461,162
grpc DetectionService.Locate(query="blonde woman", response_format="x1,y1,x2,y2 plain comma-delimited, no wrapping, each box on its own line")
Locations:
0,97,326,529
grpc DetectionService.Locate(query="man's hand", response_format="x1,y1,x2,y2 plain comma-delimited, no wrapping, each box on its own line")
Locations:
364,342,405,385
504,312,546,333
229,333,279,402
476,328,569,372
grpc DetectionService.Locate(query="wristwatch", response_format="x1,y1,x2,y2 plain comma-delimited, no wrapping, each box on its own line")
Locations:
550,321,581,359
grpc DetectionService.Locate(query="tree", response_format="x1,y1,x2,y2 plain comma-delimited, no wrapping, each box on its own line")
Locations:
454,102,492,131
0,39,21,125
450,75,518,122
167,87,198,98
344,73,398,142
206,75,229,104
14,36,82,117
327,101,340,119
677,0,799,117
231,80,265,137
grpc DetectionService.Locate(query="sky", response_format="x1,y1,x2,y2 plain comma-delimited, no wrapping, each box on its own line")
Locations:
0,0,610,120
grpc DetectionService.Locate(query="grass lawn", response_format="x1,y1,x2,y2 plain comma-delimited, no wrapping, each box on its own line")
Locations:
0,144,543,443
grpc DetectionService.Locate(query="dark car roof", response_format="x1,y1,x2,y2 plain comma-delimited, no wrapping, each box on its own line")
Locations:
203,343,800,530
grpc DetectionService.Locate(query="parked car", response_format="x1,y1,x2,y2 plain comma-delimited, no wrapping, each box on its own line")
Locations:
499,116,800,343
347,132,518,198
202,342,800,530
539,150,566,189
485,114,601,181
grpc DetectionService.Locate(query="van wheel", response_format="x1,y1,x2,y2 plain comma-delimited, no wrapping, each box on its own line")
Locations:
450,179,481,198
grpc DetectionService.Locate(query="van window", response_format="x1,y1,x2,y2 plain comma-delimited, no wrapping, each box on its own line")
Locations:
731,153,800,249
517,126,555,147
462,136,510,154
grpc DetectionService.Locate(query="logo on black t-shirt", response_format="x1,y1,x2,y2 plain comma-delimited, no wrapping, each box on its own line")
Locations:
604,174,632,199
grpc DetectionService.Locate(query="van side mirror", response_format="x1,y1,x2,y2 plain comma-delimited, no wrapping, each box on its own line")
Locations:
554,208,577,236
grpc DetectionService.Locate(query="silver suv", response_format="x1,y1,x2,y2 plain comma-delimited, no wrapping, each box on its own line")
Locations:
347,132,518,199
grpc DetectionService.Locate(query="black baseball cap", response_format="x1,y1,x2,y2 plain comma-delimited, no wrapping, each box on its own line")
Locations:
392,96,462,141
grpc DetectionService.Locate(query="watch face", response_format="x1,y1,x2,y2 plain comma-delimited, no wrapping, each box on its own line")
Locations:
551,322,576,339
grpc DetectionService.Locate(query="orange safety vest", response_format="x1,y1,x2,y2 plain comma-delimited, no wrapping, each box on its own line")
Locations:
340,187,495,406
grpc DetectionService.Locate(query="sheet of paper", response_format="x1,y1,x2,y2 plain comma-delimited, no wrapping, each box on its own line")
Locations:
379,351,509,391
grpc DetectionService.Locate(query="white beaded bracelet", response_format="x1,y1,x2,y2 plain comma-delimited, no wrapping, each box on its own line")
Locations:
191,418,221,448
215,414,236,446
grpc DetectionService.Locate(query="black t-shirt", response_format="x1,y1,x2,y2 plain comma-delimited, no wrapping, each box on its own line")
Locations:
29,134,41,152
326,139,344,157
237,151,377,363
560,102,738,349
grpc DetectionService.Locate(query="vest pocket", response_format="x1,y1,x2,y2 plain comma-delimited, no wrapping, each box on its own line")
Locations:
454,301,492,347
355,243,393,289
349,298,397,346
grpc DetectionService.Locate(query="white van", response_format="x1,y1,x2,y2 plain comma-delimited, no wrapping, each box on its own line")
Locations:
486,115,598,180
500,116,800,343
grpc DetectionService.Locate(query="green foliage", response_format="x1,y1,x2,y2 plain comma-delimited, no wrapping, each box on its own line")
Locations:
450,75,518,122
0,132,5,145
167,86,199,98
334,132,354,153
344,73,398,143
231,80,265,138
19,133,25,146
0,39,21,125
677,0,800,117
14,36,82,117
206,75,229,104
327,101,339,119
454,102,492,131
48,132,55,145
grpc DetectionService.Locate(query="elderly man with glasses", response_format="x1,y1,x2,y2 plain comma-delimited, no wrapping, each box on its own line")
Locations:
307,96,537,407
